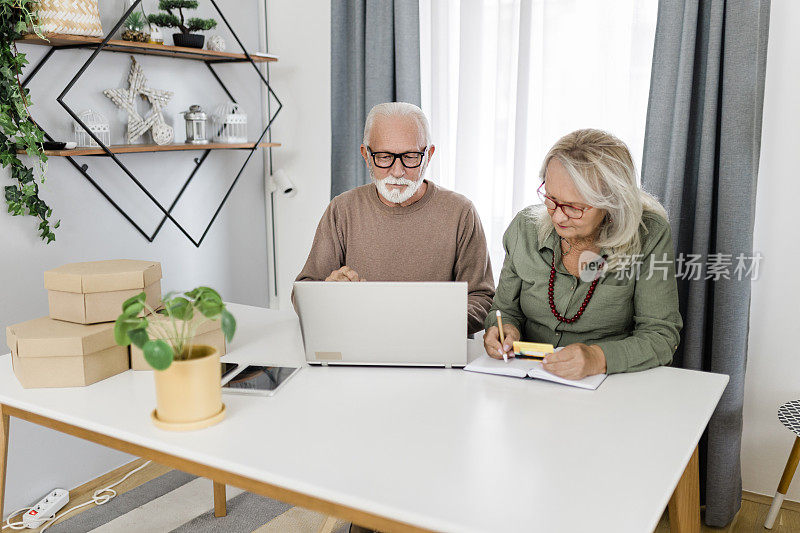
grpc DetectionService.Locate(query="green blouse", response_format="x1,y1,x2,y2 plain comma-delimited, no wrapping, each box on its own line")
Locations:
485,206,683,374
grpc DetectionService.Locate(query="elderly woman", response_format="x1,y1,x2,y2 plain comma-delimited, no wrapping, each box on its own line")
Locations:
484,129,682,380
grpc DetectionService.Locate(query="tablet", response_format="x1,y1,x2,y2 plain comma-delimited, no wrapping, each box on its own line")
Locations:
221,365,301,397
221,362,240,380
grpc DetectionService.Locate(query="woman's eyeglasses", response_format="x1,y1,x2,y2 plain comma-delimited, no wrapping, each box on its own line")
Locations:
537,183,593,220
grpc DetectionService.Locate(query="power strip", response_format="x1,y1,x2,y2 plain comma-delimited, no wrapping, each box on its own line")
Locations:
21,490,69,529
3,461,150,531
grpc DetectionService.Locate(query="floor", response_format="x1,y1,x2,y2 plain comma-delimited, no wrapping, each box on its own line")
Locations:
13,458,800,532
653,500,800,532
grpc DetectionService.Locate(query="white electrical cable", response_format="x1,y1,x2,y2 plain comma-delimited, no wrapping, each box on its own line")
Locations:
2,460,151,531
2,508,30,530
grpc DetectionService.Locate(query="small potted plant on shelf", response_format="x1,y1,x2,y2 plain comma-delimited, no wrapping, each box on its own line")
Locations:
147,0,217,49
115,286,236,431
122,11,150,42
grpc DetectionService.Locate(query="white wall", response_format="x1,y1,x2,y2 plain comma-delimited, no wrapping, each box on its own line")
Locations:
1,0,295,516
266,1,331,309
741,0,800,501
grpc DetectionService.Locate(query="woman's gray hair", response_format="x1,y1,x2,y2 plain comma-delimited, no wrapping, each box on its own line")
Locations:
533,128,668,271
363,102,432,147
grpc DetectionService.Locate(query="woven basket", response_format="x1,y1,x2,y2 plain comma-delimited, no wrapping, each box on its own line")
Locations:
36,0,104,37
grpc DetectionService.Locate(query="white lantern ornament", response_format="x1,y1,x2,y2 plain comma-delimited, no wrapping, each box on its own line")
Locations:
211,102,247,143
73,109,111,147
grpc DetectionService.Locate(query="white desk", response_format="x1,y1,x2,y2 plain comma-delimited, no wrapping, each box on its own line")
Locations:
0,303,727,532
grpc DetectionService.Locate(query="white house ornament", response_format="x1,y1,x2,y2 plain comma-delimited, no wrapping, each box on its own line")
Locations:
207,35,226,52
103,56,174,144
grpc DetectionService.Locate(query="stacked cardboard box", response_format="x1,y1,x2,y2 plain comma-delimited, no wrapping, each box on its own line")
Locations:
6,260,162,388
6,318,129,388
45,260,162,324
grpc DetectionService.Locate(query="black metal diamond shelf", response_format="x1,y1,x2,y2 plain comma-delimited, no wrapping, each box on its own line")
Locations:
18,0,283,246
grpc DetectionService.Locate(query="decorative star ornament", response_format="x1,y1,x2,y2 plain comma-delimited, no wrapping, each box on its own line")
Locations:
104,56,174,144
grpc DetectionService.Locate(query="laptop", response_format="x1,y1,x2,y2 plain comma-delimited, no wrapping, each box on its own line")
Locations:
293,281,468,367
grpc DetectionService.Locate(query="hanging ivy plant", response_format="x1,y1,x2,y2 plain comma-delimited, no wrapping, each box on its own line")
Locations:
1,0,59,243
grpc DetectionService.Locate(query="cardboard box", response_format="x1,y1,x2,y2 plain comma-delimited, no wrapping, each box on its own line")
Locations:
6,317,129,388
44,259,162,324
130,314,227,370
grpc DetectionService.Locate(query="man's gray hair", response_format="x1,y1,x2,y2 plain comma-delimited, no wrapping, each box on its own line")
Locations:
362,102,432,147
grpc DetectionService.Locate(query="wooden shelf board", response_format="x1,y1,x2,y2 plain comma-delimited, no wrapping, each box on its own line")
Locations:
21,142,281,157
17,34,278,63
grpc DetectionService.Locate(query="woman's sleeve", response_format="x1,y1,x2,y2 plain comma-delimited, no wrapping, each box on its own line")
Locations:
484,215,526,333
593,219,683,373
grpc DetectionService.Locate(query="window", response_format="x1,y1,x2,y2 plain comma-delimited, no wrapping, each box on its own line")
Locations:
420,0,658,276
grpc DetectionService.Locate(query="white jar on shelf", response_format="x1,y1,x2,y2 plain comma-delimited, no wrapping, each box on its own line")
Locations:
73,109,111,147
211,102,247,143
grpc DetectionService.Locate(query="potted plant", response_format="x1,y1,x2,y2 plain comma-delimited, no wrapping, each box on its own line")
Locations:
121,11,149,42
147,0,217,49
115,286,236,431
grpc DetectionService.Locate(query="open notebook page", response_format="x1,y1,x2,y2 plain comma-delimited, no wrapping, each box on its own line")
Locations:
464,354,607,390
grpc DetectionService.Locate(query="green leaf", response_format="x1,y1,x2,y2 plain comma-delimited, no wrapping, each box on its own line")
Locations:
164,297,193,320
114,316,145,346
186,17,217,32
186,286,220,300
144,339,174,371
127,327,149,349
123,301,144,318
121,292,147,314
221,309,236,343
197,300,223,319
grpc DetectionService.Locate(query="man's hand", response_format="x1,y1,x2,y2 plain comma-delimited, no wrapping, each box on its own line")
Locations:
483,324,521,359
325,266,366,282
541,343,606,380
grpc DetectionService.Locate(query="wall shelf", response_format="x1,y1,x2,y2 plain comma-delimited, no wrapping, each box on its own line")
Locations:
15,0,283,247
23,142,281,157
18,33,278,63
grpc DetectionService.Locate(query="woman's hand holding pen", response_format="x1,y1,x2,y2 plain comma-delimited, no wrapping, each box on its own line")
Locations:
483,324,521,359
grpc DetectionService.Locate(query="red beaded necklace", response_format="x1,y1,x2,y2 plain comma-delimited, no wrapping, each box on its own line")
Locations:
548,249,606,324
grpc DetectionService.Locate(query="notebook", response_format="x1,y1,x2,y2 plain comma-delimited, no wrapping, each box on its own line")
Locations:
464,351,607,390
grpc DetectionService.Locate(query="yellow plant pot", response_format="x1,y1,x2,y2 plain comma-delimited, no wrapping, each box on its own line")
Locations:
151,345,225,431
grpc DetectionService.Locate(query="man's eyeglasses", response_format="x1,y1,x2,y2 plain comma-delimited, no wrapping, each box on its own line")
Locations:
537,183,593,220
367,147,427,169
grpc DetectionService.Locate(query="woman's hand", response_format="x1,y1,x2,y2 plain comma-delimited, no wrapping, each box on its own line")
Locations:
483,324,521,359
541,343,606,380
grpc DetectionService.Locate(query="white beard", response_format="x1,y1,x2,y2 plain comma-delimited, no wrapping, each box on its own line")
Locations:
371,167,425,204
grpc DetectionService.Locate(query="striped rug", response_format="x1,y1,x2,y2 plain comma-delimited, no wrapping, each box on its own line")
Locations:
44,470,350,533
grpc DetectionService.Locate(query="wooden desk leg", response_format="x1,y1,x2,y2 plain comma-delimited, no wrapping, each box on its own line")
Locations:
668,445,701,533
1,405,9,522
213,481,227,517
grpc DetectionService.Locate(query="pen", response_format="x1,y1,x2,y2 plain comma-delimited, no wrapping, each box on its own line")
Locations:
496,310,507,363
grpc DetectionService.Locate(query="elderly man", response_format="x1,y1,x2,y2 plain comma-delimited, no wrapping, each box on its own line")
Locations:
296,102,494,334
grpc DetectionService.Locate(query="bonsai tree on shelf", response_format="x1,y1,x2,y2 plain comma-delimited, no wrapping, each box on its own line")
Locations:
147,1,217,49
115,286,235,370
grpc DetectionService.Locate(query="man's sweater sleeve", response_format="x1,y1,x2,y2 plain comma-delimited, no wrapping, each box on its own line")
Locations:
295,201,345,282
455,203,495,334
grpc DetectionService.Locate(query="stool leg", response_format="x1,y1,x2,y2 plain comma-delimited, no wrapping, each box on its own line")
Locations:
765,436,800,529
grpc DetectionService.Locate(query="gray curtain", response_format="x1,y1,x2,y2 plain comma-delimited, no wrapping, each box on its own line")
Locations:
330,0,421,198
642,0,770,527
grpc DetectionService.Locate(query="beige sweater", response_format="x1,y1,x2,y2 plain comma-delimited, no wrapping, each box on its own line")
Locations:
296,181,495,334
